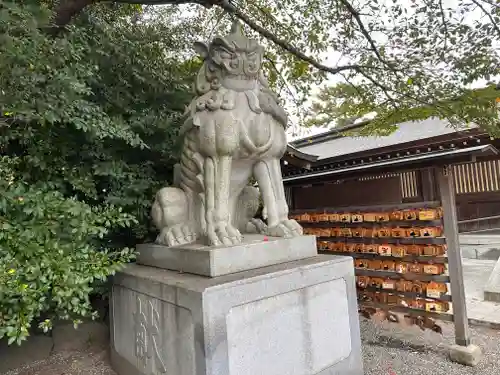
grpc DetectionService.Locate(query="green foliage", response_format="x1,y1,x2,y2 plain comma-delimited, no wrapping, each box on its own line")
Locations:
0,157,136,345
192,0,499,134
292,0,500,134
0,2,198,344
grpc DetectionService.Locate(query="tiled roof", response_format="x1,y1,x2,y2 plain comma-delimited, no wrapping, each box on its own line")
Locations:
285,145,318,162
292,118,479,160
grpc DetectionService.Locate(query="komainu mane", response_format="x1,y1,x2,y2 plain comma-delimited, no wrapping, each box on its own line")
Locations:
151,21,302,247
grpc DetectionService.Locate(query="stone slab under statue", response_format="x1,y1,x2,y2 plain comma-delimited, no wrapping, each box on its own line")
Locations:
136,234,317,277
110,21,363,375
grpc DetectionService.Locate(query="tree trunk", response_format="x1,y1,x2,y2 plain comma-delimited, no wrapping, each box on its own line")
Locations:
50,0,216,31
51,0,96,30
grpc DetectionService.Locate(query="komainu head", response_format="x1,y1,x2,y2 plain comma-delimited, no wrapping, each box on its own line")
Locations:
194,21,264,94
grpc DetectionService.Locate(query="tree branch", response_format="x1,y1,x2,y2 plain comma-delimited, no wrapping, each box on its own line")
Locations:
339,72,371,105
50,0,382,76
218,0,376,75
470,0,500,39
476,0,500,9
356,68,398,109
356,67,476,126
265,57,298,102
338,0,396,72
51,0,214,29
438,0,448,53
108,0,211,5
52,0,96,30
249,1,302,43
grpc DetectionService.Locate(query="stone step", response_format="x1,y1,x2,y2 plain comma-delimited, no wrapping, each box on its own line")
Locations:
460,234,500,245
484,258,500,302
461,245,500,260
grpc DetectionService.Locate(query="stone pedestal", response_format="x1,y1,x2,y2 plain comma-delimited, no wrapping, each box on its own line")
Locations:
110,251,363,375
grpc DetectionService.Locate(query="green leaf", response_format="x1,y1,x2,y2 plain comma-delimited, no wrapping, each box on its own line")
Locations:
0,2,189,346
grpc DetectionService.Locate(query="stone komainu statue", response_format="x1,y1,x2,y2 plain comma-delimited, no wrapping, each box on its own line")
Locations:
151,21,302,247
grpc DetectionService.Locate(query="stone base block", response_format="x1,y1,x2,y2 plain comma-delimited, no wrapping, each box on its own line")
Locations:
449,344,482,366
136,234,317,277
111,255,363,375
484,257,500,302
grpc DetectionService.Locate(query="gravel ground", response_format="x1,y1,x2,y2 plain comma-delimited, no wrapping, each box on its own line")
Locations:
3,349,116,375
4,319,500,375
360,318,500,375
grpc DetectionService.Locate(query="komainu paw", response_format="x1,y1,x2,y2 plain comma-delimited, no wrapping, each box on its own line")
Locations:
267,219,303,238
246,218,268,234
156,224,197,247
206,223,242,247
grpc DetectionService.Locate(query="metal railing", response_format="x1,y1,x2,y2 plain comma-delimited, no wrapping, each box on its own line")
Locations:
458,215,500,233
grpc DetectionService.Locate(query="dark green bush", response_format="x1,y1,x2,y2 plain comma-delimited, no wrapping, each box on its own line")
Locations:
0,1,198,344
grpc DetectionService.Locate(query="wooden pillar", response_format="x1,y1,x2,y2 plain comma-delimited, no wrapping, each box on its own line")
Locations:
436,165,470,346
421,168,437,201
285,186,293,210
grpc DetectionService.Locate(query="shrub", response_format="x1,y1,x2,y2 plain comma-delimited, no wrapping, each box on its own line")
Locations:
0,157,136,344
0,2,198,344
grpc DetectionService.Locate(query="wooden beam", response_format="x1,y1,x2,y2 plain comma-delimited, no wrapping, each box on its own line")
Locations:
436,166,471,347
